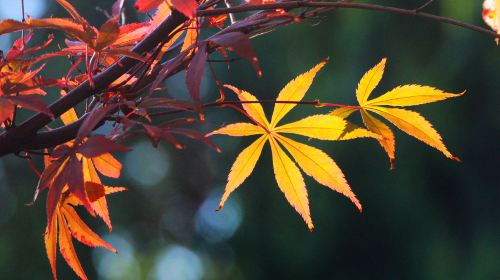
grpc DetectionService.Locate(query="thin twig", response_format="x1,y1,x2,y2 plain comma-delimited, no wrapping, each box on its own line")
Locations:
197,1,500,39
148,99,360,118
415,0,434,13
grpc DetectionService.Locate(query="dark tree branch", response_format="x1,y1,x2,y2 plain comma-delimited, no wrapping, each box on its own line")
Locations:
0,10,188,156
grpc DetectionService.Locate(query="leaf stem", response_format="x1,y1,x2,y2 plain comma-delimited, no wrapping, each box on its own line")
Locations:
148,99,360,118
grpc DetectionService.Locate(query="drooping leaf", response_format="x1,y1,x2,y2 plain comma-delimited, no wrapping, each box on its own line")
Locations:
210,32,262,76
361,109,396,169
218,135,267,209
186,44,207,114
336,122,382,141
66,156,94,216
276,134,362,211
269,137,313,231
44,213,58,280
61,205,116,252
57,212,88,280
366,106,459,161
46,158,70,225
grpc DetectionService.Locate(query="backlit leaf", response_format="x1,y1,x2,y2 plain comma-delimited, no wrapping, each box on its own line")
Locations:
269,137,313,231
224,84,270,127
61,206,116,252
276,135,361,211
330,107,357,119
219,135,267,209
356,58,386,105
365,85,463,107
350,58,461,167
367,106,459,161
270,60,326,127
209,60,371,230
57,213,88,280
44,213,58,280
92,153,122,179
207,123,264,137
274,114,346,140
361,109,396,168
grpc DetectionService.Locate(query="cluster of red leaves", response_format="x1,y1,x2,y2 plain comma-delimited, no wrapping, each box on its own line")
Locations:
0,32,60,126
0,0,271,278
34,107,130,280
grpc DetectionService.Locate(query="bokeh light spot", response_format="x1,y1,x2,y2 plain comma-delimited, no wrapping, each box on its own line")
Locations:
92,233,141,280
195,188,243,243
125,141,170,188
150,245,204,280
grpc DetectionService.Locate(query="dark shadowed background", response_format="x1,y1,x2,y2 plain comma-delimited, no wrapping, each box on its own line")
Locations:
0,0,499,279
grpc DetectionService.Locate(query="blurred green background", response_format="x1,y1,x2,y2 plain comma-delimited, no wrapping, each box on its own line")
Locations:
0,0,499,279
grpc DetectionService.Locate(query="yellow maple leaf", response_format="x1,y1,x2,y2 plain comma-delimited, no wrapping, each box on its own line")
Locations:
331,58,463,169
208,60,378,231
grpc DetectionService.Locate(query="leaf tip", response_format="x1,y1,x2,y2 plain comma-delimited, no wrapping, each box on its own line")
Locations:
308,224,315,232
352,198,363,213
